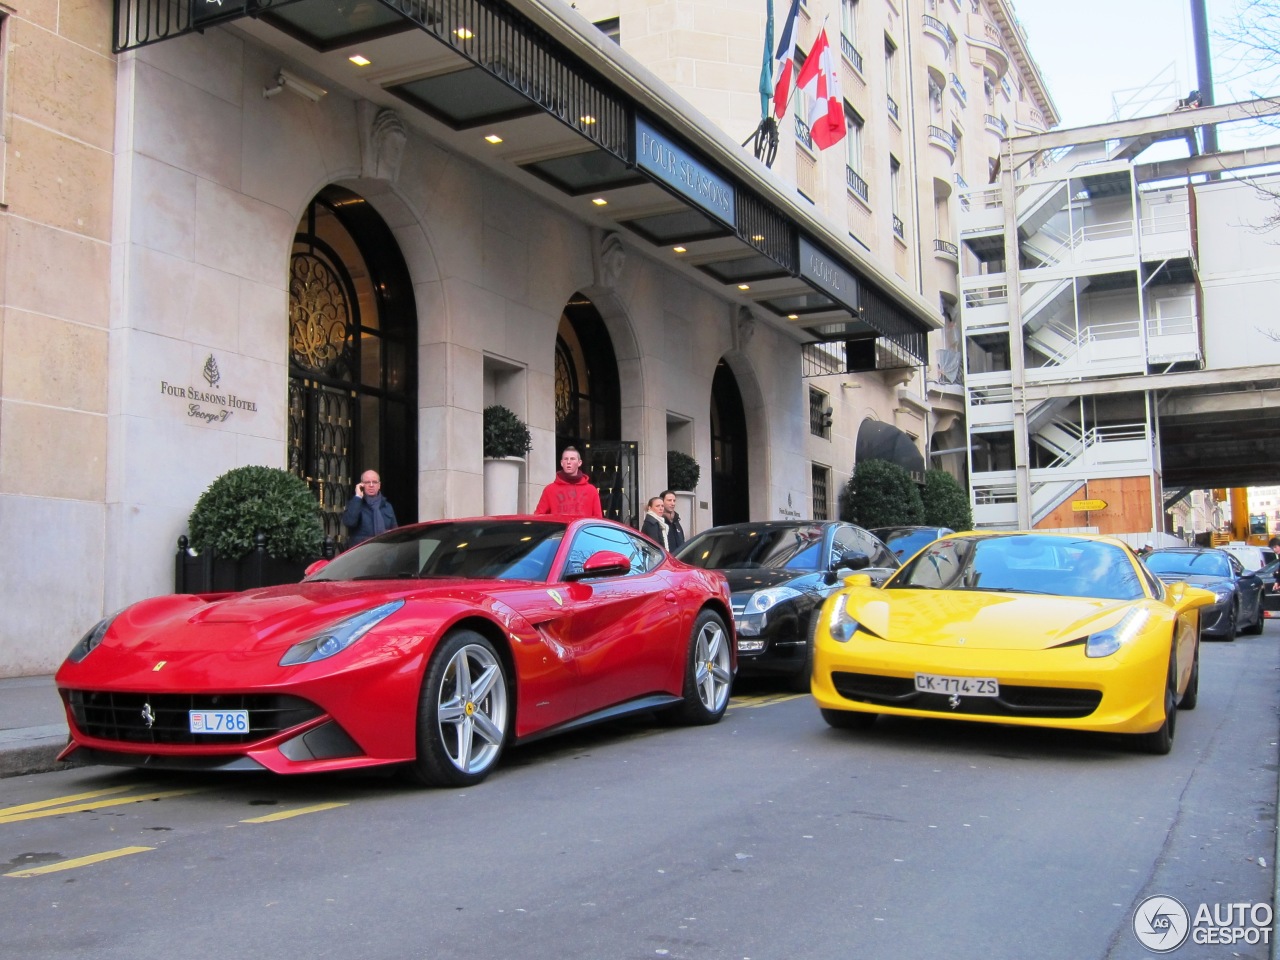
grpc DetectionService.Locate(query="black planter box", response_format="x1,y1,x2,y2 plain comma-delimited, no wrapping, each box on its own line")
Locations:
174,535,333,593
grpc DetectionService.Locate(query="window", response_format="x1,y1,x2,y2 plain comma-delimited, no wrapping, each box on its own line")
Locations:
561,524,662,579
841,0,859,47
889,155,901,215
593,17,620,43
833,525,897,569
845,106,864,173
809,387,832,439
884,36,899,118
812,465,831,521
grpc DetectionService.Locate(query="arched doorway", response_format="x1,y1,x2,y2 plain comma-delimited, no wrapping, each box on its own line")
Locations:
554,294,636,524
711,360,750,525
287,186,417,545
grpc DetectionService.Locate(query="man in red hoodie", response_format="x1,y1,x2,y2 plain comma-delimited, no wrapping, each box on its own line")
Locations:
534,446,604,517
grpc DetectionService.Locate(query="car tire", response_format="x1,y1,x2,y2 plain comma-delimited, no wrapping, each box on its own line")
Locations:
1222,602,1237,642
788,613,818,693
1178,642,1199,711
669,610,733,725
404,630,509,788
1243,596,1265,635
1131,649,1176,755
820,708,877,730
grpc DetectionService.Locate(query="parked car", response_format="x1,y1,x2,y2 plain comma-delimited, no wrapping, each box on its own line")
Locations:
674,521,898,690
1218,543,1277,573
1258,558,1280,621
869,525,955,562
55,517,736,786
812,532,1215,754
1143,547,1265,640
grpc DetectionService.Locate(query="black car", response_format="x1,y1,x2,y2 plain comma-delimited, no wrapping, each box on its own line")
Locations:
868,525,955,562
1260,559,1280,622
1143,547,1265,640
675,521,898,689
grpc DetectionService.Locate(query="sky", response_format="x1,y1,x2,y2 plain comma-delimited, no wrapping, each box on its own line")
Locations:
1008,0,1270,131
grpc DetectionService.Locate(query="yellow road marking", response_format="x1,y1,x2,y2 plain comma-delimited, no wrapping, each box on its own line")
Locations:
5,846,154,878
0,789,199,825
0,784,154,818
729,693,807,709
240,802,348,824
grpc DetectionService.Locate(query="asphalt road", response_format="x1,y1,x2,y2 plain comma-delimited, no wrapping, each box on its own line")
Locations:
2,625,1277,960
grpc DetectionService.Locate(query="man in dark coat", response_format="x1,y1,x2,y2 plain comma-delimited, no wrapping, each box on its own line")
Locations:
661,490,686,551
341,470,398,549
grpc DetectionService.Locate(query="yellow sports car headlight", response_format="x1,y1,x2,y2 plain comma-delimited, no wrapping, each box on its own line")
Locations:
827,594,861,642
1085,607,1149,658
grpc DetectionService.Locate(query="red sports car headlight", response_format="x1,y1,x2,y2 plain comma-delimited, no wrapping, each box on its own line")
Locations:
279,600,406,666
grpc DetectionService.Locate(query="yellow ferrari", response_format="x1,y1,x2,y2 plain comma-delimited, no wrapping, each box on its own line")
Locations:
811,532,1216,754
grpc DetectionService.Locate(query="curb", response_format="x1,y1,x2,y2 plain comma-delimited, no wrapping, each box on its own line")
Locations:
0,736,67,779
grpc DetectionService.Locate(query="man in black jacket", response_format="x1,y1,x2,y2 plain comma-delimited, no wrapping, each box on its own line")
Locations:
661,490,686,552
341,470,398,549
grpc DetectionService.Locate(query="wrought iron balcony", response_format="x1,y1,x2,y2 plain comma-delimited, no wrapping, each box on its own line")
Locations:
846,166,869,202
887,95,900,122
984,113,1008,137
795,115,814,150
949,72,967,103
840,33,864,73
892,215,905,239
928,125,957,153
934,238,959,258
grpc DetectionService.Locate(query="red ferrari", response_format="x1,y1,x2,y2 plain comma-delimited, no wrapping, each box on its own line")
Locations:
55,517,736,787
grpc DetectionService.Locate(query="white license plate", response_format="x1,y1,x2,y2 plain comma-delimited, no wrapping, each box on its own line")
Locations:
189,710,249,734
914,673,999,697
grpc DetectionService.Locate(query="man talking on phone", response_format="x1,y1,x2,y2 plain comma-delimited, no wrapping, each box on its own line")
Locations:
340,469,398,549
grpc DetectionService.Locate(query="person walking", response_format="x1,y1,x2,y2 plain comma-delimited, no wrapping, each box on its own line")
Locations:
660,489,686,552
641,496,670,550
533,446,604,518
341,470,398,549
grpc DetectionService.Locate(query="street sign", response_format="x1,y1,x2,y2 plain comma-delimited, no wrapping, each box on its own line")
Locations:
1071,499,1108,512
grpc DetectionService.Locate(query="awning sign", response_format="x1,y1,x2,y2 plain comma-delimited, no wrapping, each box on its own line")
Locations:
799,237,860,314
635,116,735,226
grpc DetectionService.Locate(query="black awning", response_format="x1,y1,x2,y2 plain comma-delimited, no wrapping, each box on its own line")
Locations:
857,420,924,481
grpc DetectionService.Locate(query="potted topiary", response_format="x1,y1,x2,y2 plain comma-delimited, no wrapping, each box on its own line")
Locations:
178,465,325,592
483,404,532,515
666,451,701,537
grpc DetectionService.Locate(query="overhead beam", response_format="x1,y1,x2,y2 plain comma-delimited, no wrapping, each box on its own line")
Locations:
1008,97,1280,160
1136,143,1280,181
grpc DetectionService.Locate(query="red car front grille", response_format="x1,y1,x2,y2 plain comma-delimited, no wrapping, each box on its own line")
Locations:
63,690,323,745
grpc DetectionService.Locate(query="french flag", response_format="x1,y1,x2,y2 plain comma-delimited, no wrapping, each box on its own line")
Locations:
771,0,801,120
796,28,847,150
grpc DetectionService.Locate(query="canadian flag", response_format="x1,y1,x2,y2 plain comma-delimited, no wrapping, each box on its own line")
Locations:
796,29,846,150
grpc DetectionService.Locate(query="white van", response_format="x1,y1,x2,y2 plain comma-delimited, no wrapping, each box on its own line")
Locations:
1220,543,1277,573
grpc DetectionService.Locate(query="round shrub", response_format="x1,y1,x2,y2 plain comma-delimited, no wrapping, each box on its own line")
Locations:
188,465,323,562
922,468,973,530
483,405,532,458
839,459,924,528
667,451,701,491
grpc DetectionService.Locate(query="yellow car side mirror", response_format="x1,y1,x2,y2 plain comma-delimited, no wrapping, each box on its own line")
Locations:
843,572,873,588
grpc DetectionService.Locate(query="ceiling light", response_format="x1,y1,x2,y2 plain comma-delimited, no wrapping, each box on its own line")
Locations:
484,134,504,144
454,27,474,40
751,234,765,243
673,246,687,254
592,197,608,206
348,55,371,66
787,313,799,320
580,115,597,125
737,284,751,291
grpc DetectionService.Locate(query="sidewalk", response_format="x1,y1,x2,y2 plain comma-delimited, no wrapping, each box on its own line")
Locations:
0,674,69,778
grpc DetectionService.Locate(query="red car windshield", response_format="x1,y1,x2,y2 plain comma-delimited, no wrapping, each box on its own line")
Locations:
310,520,566,582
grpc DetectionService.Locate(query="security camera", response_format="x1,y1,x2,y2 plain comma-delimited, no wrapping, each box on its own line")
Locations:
263,68,328,102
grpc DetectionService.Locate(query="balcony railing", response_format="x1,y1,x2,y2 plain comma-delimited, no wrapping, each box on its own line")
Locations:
892,215,905,239
928,125,957,152
953,173,969,189
795,115,814,150
949,72,967,104
923,14,948,43
934,238,959,258
984,113,1008,136
887,94,900,122
840,33,863,73
846,165,869,203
